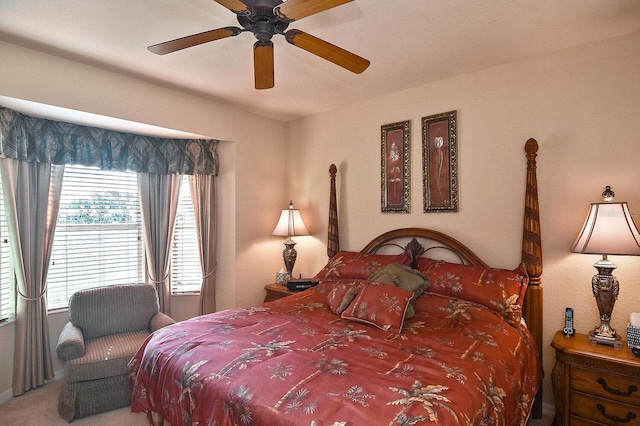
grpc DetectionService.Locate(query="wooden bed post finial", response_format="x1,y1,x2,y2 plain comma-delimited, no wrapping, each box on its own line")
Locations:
328,164,340,259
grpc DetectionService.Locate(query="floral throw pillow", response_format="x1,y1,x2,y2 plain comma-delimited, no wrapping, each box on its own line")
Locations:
369,263,430,319
341,282,413,333
326,281,359,315
419,260,529,326
314,251,410,281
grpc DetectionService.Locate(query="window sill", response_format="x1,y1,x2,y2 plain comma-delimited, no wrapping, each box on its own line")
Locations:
0,318,15,328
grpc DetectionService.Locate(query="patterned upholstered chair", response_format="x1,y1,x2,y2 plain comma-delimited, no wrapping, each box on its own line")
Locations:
55,284,175,422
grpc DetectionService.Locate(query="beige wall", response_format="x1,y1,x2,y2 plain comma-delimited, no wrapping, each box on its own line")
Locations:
287,31,640,406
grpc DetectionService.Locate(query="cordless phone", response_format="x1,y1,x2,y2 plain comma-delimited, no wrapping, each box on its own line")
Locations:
563,307,575,337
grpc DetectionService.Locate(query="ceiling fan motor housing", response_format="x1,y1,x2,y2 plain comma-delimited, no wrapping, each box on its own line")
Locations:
237,13,289,42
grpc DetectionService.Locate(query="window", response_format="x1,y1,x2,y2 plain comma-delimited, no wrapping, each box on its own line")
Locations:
47,166,144,310
0,178,13,321
0,165,202,313
171,175,201,293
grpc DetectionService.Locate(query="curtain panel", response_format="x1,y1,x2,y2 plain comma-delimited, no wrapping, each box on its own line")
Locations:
189,174,217,315
0,158,64,395
138,173,181,315
0,106,219,175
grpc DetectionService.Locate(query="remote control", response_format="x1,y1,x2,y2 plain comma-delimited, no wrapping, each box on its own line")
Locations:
563,307,575,337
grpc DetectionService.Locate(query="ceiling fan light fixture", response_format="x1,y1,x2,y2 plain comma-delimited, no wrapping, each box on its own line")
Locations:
252,19,277,42
148,0,368,89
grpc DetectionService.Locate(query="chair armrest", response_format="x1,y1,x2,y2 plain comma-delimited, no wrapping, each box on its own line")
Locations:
150,312,176,332
56,322,85,361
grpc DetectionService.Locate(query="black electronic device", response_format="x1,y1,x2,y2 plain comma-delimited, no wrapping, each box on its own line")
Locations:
287,279,319,292
563,307,575,337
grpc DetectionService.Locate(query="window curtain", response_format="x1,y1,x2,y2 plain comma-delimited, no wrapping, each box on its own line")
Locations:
0,105,220,392
189,174,217,314
138,173,181,315
0,158,64,396
0,106,219,175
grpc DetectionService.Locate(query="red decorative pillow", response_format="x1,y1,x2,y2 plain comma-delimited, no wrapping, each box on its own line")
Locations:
341,282,413,333
314,251,410,281
326,281,359,315
419,260,529,326
368,263,430,319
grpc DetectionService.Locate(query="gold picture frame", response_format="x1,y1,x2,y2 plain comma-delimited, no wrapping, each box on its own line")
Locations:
422,110,458,212
381,120,410,213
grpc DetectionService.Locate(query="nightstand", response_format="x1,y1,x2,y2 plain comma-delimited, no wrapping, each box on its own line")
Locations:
263,283,296,302
551,330,640,425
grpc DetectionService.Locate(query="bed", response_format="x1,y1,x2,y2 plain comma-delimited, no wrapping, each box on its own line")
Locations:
129,139,544,425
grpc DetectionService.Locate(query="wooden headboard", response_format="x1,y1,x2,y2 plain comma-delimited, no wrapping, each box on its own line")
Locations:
326,138,543,418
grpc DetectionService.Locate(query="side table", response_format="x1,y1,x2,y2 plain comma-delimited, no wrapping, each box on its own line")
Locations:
551,330,640,425
263,282,296,302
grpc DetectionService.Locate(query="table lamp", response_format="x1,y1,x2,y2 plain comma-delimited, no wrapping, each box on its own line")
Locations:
271,200,310,279
571,186,640,347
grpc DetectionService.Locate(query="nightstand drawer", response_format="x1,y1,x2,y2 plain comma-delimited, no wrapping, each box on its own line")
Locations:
568,416,609,426
572,366,640,406
570,391,640,425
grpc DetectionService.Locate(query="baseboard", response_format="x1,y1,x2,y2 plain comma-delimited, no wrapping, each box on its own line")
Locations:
0,369,64,405
0,388,12,405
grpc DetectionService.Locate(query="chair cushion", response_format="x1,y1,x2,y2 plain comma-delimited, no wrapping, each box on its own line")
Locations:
68,284,160,340
65,330,150,383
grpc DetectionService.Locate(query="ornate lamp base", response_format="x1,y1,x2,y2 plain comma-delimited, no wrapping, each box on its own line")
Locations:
588,331,623,348
282,239,298,279
589,256,623,348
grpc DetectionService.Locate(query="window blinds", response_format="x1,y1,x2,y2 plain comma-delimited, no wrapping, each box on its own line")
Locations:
171,176,202,293
0,178,12,321
47,166,144,310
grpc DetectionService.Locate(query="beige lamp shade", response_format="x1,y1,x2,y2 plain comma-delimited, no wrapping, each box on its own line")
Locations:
271,201,310,237
571,202,640,256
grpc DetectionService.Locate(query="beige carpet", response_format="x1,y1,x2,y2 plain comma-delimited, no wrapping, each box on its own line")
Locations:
0,380,147,425
0,379,552,425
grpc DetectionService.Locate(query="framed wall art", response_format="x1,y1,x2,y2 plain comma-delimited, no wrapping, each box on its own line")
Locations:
381,120,410,213
422,110,458,212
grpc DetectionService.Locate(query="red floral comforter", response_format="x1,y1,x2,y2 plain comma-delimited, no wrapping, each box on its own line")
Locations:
129,282,540,426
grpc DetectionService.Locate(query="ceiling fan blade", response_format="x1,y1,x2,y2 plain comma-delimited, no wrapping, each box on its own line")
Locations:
285,29,369,74
148,27,240,55
254,41,275,90
275,0,353,22
213,0,250,15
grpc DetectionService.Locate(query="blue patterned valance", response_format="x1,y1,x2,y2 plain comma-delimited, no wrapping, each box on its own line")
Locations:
0,106,219,175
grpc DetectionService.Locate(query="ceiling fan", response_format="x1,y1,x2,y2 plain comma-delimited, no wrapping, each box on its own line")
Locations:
148,0,370,89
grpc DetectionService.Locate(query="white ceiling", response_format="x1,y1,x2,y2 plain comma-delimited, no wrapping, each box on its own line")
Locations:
2,0,640,124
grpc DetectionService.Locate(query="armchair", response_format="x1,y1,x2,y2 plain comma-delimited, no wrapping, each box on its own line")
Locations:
56,284,175,422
